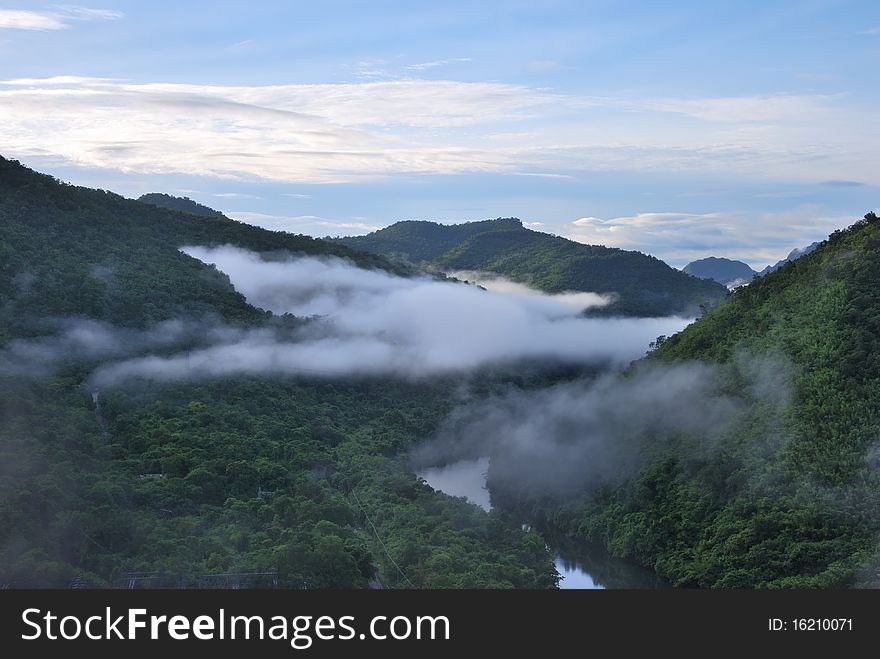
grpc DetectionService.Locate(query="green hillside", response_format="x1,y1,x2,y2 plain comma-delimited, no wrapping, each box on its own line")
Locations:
0,157,410,337
0,158,556,588
339,219,727,316
493,212,880,588
138,193,225,218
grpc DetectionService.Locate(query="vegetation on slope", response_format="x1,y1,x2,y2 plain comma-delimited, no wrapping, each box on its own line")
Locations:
339,219,727,316
493,213,880,588
138,193,225,218
0,157,556,588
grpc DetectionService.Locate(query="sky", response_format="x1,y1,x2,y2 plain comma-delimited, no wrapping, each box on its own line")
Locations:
1,1,878,268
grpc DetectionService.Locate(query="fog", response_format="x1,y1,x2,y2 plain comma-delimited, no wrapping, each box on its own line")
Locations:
78,246,691,385
413,355,795,497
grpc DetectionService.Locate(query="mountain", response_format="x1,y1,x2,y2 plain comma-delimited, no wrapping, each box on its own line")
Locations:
138,193,224,218
0,157,555,588
339,219,728,316
492,212,880,588
682,257,756,288
0,157,408,334
758,241,820,276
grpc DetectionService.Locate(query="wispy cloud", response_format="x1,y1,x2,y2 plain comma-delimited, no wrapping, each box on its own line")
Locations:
404,57,473,72
226,211,381,235
0,76,874,186
211,192,261,199
0,6,122,31
566,206,854,268
859,27,880,36
281,193,312,199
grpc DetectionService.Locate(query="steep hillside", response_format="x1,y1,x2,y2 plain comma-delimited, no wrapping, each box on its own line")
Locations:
494,212,880,588
758,241,821,276
0,157,556,588
340,219,728,316
0,157,407,335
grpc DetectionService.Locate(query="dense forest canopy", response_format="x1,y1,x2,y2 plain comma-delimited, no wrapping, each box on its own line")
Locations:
0,157,557,588
3,155,879,590
488,212,880,588
138,193,225,218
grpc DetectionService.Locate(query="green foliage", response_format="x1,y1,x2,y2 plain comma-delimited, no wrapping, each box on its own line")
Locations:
0,156,409,332
339,218,728,316
138,193,225,218
0,157,556,589
499,212,880,588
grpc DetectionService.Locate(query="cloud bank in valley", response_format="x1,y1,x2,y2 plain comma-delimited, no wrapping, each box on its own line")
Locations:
414,355,795,497
80,245,690,385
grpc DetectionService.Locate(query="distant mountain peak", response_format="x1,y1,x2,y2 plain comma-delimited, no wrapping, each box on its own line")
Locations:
758,241,821,276
682,257,756,288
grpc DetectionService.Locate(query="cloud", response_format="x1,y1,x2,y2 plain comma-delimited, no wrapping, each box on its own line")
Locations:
404,58,473,72
225,212,381,235
645,94,836,123
0,76,553,183
448,270,610,311
88,246,690,385
566,206,854,268
0,77,874,186
0,318,207,376
0,6,121,31
414,354,794,497
859,27,880,36
211,192,261,199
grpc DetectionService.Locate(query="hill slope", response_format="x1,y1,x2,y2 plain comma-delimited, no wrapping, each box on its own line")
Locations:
138,193,224,218
492,212,880,587
0,157,556,589
758,241,821,276
339,219,728,316
0,157,407,335
682,257,755,287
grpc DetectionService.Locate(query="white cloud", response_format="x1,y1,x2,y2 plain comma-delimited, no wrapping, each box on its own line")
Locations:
0,6,121,31
0,10,67,30
211,192,261,199
90,247,689,385
0,76,875,186
226,211,381,235
404,58,473,72
566,206,854,268
0,76,552,183
645,94,836,123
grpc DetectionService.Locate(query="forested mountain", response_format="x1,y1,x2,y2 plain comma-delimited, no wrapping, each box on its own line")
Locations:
491,212,880,588
682,257,755,287
138,193,225,218
758,241,821,276
0,157,410,337
338,219,728,316
0,157,556,588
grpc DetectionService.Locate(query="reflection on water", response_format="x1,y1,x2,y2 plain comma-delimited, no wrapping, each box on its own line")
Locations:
417,457,668,589
417,457,491,512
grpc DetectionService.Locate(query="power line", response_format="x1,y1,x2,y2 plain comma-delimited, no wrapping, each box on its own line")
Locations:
349,489,416,589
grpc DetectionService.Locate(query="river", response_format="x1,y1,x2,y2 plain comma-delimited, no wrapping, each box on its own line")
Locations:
416,457,666,589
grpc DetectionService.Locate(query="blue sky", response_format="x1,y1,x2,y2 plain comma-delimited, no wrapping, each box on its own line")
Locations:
1,1,878,267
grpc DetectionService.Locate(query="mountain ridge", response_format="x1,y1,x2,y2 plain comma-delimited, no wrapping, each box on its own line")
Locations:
338,218,728,316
